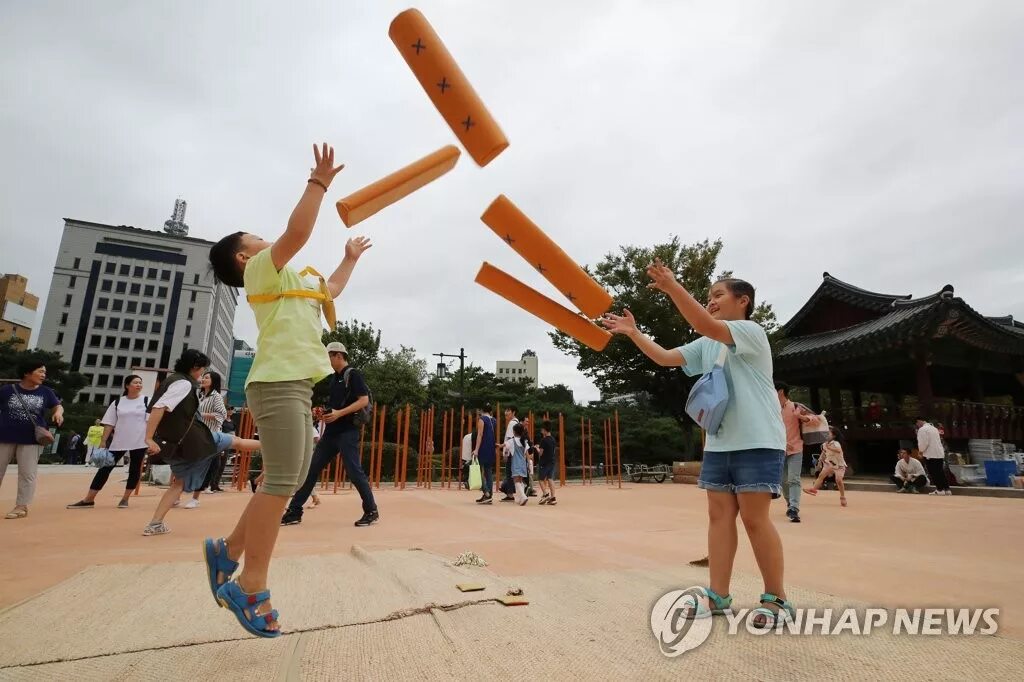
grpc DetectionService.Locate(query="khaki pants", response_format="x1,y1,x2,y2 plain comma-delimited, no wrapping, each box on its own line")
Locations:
0,443,42,506
245,380,314,497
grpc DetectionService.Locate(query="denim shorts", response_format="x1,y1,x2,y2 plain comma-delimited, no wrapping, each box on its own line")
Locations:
698,449,784,497
539,461,556,480
168,431,234,493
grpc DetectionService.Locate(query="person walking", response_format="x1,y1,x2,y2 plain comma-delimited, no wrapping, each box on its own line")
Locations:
0,360,64,519
509,422,531,505
499,406,520,501
473,404,498,504
67,375,149,509
536,420,558,506
916,417,950,495
775,381,811,523
281,341,377,527
84,419,104,465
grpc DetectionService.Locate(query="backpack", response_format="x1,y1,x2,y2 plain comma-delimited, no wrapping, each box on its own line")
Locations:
343,367,373,427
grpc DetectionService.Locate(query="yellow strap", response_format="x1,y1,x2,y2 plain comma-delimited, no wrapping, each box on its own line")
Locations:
247,290,327,304
246,266,336,329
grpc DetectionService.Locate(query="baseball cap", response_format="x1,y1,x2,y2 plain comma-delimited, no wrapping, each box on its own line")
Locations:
325,342,347,354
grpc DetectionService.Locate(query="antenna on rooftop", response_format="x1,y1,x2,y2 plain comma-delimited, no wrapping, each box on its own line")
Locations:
163,198,189,237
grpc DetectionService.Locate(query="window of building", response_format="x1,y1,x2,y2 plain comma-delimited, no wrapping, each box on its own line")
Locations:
95,315,105,327
73,257,81,269
138,321,148,333
122,319,133,332
141,303,151,315
64,294,73,307
119,264,130,276
134,339,144,351
119,338,130,349
112,300,123,311
144,285,154,297
101,355,112,367
115,357,127,368
68,276,76,288
155,304,165,316
108,318,119,330
97,374,108,387
133,266,143,278
115,281,126,294
56,332,64,344
185,325,191,337
190,291,197,303
105,262,116,274
130,283,140,295
183,342,189,350
161,269,171,281
89,335,100,347
131,357,141,368
193,274,199,285
158,287,167,298
147,268,157,279
59,313,68,326
144,358,155,368
86,354,97,366
127,301,137,313
111,375,122,387
152,322,162,334
187,308,194,320
104,337,115,349
148,340,159,352
97,298,108,310
94,394,106,404
100,280,112,292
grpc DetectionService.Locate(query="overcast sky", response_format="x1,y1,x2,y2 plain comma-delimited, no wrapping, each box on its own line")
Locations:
2,1,1022,402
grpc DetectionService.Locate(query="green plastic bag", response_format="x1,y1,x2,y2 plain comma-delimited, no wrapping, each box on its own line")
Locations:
468,457,482,490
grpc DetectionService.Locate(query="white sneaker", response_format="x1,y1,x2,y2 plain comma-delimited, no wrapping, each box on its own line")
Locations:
184,499,200,509
929,490,942,495
944,490,953,496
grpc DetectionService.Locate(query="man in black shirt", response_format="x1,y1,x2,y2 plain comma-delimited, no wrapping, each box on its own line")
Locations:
282,342,378,527
537,420,558,505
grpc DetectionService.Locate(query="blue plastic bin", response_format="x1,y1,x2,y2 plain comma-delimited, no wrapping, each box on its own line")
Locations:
983,460,1017,487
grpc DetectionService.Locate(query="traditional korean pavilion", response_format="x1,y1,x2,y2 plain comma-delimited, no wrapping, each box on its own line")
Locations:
774,273,1024,471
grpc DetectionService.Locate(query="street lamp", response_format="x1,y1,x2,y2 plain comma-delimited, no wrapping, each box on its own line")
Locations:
433,348,467,401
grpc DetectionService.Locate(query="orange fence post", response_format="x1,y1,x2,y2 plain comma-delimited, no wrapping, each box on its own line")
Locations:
603,419,610,485
401,405,411,489
580,416,586,485
587,418,594,486
375,404,387,489
393,407,404,490
441,410,449,490
368,405,378,491
418,410,425,487
614,409,622,489
558,413,566,487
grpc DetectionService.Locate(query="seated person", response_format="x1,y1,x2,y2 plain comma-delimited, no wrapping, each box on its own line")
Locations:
892,448,928,493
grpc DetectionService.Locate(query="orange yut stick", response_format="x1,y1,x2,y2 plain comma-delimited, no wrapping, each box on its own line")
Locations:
475,263,611,352
336,145,461,227
614,410,622,489
389,8,509,167
481,195,613,318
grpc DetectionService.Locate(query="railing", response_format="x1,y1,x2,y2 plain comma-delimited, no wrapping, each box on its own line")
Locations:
833,401,1023,442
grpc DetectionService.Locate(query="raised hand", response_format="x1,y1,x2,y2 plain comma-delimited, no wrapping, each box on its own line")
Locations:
345,236,373,260
601,309,639,336
646,258,679,294
309,143,345,189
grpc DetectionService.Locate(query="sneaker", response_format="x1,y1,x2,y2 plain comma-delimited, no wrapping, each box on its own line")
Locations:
929,490,943,495
354,510,379,527
500,495,515,502
117,499,129,509
539,495,550,505
475,494,488,503
785,507,797,520
479,495,493,505
184,499,200,510
142,522,170,536
944,489,953,496
66,500,95,509
281,510,303,525
519,497,528,506
896,487,907,494
790,512,801,523
546,497,557,506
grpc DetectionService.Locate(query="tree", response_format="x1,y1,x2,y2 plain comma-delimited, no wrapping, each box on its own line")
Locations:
321,319,381,368
550,237,777,425
363,346,428,408
0,339,89,403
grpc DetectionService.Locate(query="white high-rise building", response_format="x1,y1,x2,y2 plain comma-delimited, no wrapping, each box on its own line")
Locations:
36,204,238,404
496,349,539,388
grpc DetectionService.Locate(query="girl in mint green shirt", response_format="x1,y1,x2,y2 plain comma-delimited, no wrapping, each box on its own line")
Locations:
205,143,371,638
602,260,792,628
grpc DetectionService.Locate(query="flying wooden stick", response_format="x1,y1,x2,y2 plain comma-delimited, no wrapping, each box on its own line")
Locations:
475,262,611,352
336,145,460,227
389,8,509,167
481,195,613,318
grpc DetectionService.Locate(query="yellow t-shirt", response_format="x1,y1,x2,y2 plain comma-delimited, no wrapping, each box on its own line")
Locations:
85,424,104,446
243,248,332,387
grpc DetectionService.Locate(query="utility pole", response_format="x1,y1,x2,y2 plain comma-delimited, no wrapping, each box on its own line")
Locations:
433,348,467,401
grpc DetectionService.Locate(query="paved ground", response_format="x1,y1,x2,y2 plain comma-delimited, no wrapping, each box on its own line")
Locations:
0,467,1021,679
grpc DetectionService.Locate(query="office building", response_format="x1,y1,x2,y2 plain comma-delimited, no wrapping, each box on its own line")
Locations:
496,349,539,388
0,274,38,348
36,201,238,404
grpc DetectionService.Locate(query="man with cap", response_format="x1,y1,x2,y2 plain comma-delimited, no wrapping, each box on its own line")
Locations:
281,342,378,527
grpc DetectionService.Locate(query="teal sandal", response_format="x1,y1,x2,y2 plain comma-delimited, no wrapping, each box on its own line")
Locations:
751,593,795,629
216,580,281,638
684,587,733,619
203,537,239,604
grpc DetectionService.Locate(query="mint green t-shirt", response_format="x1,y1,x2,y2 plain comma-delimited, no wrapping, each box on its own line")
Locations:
243,248,332,388
676,320,785,453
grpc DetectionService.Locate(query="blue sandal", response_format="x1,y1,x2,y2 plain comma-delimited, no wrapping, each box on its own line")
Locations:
751,593,795,629
216,580,281,638
685,587,733,619
202,538,239,604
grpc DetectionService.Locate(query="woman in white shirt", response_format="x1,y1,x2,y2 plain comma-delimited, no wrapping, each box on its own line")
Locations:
67,376,149,509
185,371,228,509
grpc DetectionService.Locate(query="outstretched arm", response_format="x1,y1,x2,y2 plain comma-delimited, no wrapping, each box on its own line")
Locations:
646,259,733,345
601,309,683,367
327,237,373,298
271,143,346,271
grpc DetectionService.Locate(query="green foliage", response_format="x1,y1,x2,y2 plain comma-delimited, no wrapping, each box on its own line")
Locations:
321,319,381,368
0,339,89,403
61,402,107,438
364,346,428,408
549,237,777,425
